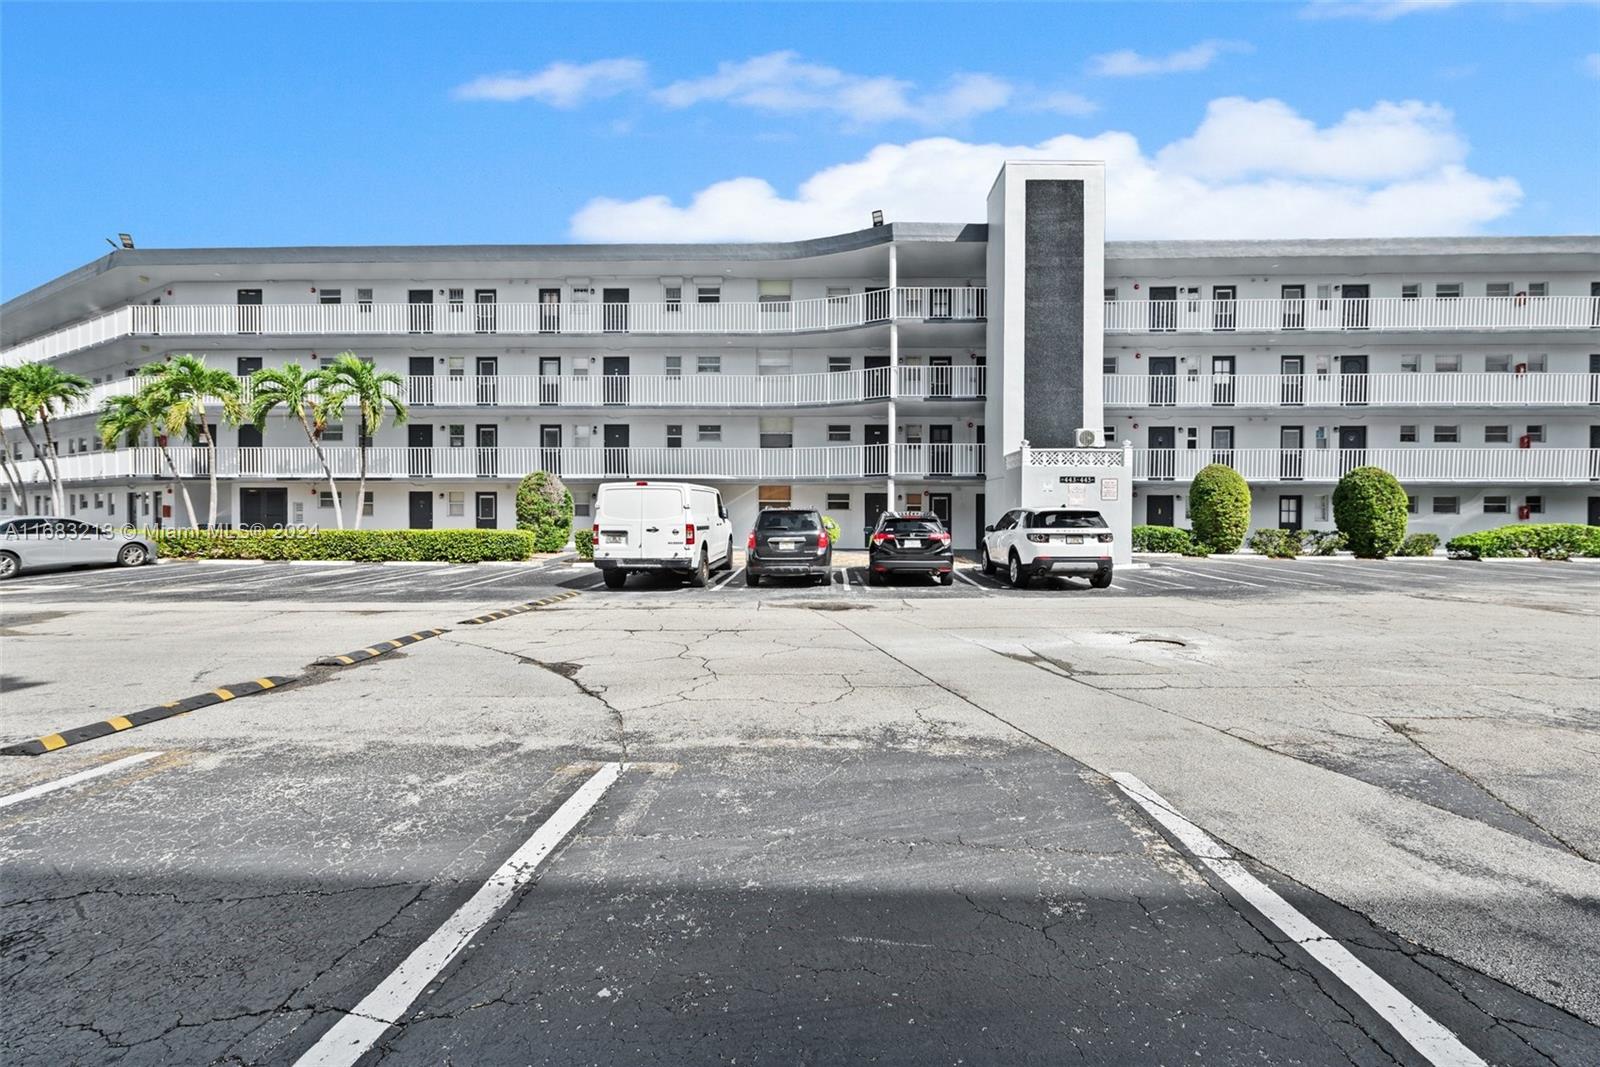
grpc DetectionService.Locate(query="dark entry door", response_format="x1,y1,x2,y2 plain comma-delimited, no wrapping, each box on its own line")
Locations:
928,493,952,531
409,356,434,405
1338,425,1367,473
236,289,262,334
408,289,434,334
474,289,497,334
1590,353,1599,404
236,356,263,377
1341,284,1370,330
476,357,498,405
1146,495,1175,527
539,356,561,405
864,355,890,400
1591,425,1600,481
1212,285,1237,331
603,356,630,405
864,424,888,476
864,491,888,545
1281,284,1306,330
476,424,497,477
475,492,497,530
929,424,954,476
238,487,287,528
408,424,433,476
1148,426,1176,480
540,424,562,476
539,288,562,333
1149,356,1176,406
1340,354,1369,405
1280,426,1305,480
929,356,953,399
409,491,433,530
1280,355,1304,405
975,492,986,552
1148,286,1177,331
603,424,629,476
1211,356,1236,406
602,288,629,333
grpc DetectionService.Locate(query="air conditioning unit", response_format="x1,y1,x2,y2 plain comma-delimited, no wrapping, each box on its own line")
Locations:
1074,427,1104,448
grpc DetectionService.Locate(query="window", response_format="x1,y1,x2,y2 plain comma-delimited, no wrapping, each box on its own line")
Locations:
664,355,682,377
1523,354,1547,373
319,288,342,305
1433,425,1459,443
1485,355,1511,373
666,425,682,449
357,288,373,312
1432,497,1459,514
759,417,793,449
1525,495,1544,514
1407,495,1419,514
1435,355,1460,373
662,286,684,314
322,420,344,442
1102,356,1117,375
1399,425,1418,443
1279,496,1301,528
93,492,103,509
1401,284,1420,300
827,425,852,443
1486,282,1511,299
1483,496,1509,514
758,280,792,310
574,499,591,519
697,355,721,374
697,424,722,443
448,424,465,447
1436,283,1462,299
697,286,720,304
1104,426,1116,445
1525,424,1544,442
905,492,923,511
757,484,791,510
828,356,851,374
1526,282,1547,298
447,491,464,517
826,493,850,511
1485,425,1510,443
448,288,464,312
1400,354,1421,373
320,490,372,514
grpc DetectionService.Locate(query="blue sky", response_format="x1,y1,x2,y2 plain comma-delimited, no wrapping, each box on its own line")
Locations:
3,0,1598,299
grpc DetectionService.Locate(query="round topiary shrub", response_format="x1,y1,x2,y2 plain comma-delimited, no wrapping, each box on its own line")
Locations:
1332,466,1408,558
515,470,575,552
1188,464,1251,553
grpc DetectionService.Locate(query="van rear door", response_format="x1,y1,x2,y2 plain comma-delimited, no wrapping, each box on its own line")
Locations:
638,486,686,559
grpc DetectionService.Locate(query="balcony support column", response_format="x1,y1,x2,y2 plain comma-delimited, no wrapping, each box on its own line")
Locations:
886,242,898,504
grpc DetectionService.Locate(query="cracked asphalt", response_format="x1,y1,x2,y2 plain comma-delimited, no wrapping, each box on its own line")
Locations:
2,558,1598,1065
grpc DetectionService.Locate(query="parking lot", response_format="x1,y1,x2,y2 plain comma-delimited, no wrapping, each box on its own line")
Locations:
3,554,1598,1065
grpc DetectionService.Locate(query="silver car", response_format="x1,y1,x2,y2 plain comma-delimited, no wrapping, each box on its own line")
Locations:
0,517,158,579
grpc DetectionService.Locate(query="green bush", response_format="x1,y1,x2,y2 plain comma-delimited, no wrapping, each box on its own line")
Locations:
1395,532,1441,557
1247,528,1300,558
1298,530,1347,556
1131,525,1193,553
1332,467,1409,558
820,514,842,546
574,528,595,561
515,471,574,552
155,528,534,562
1446,523,1600,560
1179,540,1211,558
1188,464,1251,554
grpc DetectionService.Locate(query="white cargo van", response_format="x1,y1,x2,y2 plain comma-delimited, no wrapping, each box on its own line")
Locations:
591,481,735,589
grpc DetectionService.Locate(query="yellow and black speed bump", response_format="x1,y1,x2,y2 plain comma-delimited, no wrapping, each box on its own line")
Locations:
314,628,447,666
0,677,292,757
459,589,581,625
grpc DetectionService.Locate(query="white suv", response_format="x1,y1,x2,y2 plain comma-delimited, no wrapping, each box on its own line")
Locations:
592,481,735,589
981,509,1114,589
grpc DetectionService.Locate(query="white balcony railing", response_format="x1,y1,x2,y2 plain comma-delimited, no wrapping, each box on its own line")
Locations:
2,286,988,366
1105,372,1600,409
13,443,988,485
1131,447,1600,484
1105,296,1600,334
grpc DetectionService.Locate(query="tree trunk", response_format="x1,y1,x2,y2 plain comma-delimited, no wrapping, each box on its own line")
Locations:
15,423,47,514
353,444,368,530
195,401,219,529
37,412,65,515
301,413,343,529
0,428,26,513
159,443,200,529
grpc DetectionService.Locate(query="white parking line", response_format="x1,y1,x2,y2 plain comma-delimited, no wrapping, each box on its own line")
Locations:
0,752,166,810
1111,773,1487,1067
952,569,989,592
711,566,744,591
1159,564,1269,588
294,762,624,1067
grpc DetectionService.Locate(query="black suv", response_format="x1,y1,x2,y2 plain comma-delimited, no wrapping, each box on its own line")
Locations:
746,508,833,586
867,512,954,586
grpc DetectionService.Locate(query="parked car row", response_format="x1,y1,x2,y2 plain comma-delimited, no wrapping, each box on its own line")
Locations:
589,481,1114,591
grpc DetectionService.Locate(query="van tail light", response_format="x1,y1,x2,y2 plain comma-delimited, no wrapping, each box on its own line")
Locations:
817,531,830,550
685,523,696,545
747,531,756,550
871,531,891,544
1097,532,1113,543
591,523,599,539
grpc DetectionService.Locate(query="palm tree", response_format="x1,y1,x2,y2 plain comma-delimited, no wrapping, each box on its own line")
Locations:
247,362,345,529
321,353,406,530
98,385,200,528
139,354,242,529
0,367,30,514
5,362,90,515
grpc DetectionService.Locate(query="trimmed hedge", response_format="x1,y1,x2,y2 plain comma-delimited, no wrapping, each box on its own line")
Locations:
820,514,842,546
1247,528,1300,559
515,471,574,552
1189,464,1252,554
1299,529,1347,556
1446,523,1600,560
1333,466,1409,558
574,528,595,561
1132,525,1192,553
155,528,535,562
1395,532,1441,557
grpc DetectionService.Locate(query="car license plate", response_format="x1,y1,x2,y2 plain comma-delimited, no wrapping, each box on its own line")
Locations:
902,539,921,548
774,539,798,550
1066,535,1083,544
604,533,625,544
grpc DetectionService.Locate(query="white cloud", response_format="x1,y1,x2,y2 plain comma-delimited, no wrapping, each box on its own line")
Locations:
453,59,648,106
1584,52,1600,78
1302,0,1463,19
1088,39,1251,77
568,98,1521,243
1031,91,1100,116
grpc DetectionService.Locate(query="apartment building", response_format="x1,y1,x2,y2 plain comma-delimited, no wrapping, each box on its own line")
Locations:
2,161,1596,547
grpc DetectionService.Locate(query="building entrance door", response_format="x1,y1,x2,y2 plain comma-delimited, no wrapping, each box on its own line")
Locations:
409,491,433,530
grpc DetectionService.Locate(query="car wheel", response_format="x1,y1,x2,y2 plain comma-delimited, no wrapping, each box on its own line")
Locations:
1091,569,1113,589
981,545,995,575
118,543,149,568
724,539,734,571
0,551,17,581
1008,553,1026,588
689,550,710,588
815,573,830,586
746,570,761,587
939,570,954,586
867,570,882,587
602,570,627,590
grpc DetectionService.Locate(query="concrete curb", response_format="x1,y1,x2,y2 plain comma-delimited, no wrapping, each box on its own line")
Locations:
0,677,292,757
314,629,447,666
460,590,582,625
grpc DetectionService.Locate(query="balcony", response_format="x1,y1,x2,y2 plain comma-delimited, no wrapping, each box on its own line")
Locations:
1105,372,1600,409
1,286,988,366
1105,295,1600,335
1131,447,1600,484
19,442,986,485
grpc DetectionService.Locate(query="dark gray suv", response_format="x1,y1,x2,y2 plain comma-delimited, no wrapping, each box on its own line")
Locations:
746,509,833,586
